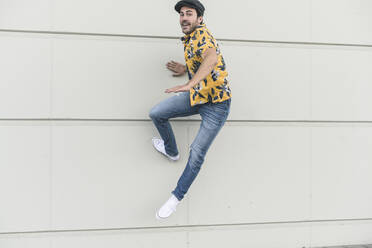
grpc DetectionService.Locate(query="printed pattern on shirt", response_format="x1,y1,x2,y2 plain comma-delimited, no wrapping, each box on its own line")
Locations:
181,24,232,106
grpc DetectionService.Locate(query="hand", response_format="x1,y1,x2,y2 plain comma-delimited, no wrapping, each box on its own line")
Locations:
165,84,191,93
166,60,186,77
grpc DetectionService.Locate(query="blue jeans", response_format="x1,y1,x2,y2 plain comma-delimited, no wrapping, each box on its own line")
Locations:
149,91,231,201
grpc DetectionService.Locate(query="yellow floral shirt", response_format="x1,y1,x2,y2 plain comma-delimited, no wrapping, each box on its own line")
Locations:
181,23,232,106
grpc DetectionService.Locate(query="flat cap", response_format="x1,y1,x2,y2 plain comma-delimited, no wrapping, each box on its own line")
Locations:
175,0,205,16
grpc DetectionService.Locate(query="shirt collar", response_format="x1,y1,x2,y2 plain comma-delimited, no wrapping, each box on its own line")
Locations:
181,23,206,44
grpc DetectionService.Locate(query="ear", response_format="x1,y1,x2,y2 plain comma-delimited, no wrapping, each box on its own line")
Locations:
198,16,203,24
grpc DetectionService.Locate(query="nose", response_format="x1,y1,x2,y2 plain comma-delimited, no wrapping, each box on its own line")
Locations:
180,15,189,23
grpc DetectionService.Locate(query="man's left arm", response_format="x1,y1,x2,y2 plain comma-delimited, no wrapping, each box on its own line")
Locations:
165,47,218,93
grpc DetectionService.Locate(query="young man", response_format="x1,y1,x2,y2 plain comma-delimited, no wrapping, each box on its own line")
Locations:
149,0,232,220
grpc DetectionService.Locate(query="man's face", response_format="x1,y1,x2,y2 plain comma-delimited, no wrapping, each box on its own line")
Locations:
179,6,203,35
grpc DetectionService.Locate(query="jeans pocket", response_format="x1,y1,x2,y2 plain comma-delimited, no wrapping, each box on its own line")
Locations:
212,101,229,115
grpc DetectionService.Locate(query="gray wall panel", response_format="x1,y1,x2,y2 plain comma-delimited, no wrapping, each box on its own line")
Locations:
1,221,372,248
52,0,179,37
51,121,189,229
189,224,310,248
51,35,186,120
224,42,311,121
51,0,311,43
310,220,372,247
52,35,372,121
1,0,371,45
0,121,371,247
51,230,187,248
0,0,51,30
311,125,372,220
0,236,51,248
0,123,51,232
311,46,372,121
1,33,371,121
187,122,311,224
0,33,51,118
311,0,372,45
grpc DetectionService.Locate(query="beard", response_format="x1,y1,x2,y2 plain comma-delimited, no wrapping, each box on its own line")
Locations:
181,21,199,35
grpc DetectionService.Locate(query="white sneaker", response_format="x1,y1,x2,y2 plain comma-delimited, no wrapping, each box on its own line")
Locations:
156,194,180,220
152,137,180,161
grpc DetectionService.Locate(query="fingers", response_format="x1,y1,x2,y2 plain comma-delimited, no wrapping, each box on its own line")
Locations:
167,67,177,73
167,61,177,68
172,72,183,77
165,87,177,93
164,87,175,93
167,64,183,75
166,61,185,75
166,61,180,67
166,62,177,72
165,85,182,93
167,63,176,70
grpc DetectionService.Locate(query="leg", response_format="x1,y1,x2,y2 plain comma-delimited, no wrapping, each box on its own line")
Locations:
172,99,231,200
149,92,198,157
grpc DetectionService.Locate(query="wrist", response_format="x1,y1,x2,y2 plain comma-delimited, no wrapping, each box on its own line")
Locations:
186,80,197,88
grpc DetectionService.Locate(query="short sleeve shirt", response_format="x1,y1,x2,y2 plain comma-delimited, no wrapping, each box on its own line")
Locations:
181,23,232,106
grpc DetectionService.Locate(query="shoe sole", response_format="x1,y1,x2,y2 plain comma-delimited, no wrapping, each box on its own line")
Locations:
155,211,167,220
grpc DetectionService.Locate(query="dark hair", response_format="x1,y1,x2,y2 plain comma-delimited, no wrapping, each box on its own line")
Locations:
196,9,203,17
196,10,204,24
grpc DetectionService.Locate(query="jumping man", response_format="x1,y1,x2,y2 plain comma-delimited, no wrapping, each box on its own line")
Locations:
149,0,232,219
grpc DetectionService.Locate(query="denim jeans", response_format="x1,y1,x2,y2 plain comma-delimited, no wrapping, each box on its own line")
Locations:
149,91,231,201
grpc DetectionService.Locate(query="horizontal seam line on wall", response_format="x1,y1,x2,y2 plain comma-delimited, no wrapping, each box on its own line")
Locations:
1,29,372,48
1,218,372,236
1,119,372,124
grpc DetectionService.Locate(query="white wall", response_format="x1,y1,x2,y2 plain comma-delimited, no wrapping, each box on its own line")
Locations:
0,0,372,247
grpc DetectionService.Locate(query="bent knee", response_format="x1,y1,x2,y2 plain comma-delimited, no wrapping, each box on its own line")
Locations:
149,107,159,120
